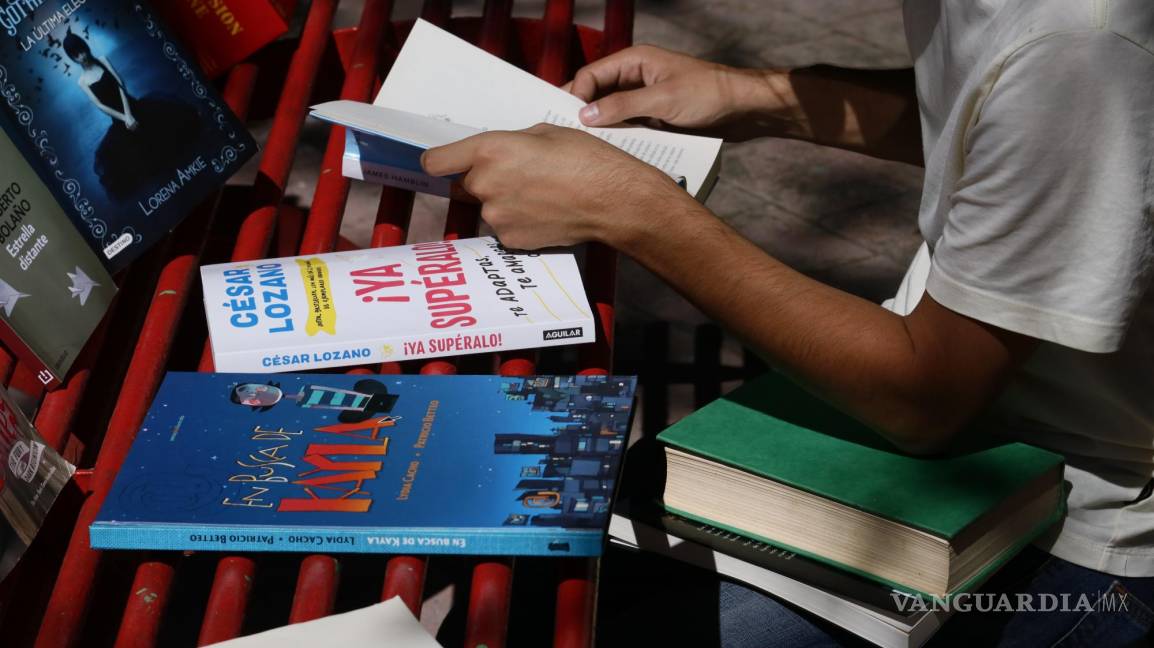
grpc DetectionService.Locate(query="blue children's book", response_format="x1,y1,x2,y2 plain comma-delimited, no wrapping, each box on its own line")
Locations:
91,372,637,556
0,0,256,273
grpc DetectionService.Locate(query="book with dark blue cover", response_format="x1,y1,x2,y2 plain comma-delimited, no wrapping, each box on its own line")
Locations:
91,372,637,556
0,0,256,273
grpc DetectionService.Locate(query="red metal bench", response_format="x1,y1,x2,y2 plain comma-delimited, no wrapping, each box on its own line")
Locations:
0,1,633,645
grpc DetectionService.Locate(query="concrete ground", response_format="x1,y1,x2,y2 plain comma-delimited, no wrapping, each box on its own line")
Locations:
285,0,924,423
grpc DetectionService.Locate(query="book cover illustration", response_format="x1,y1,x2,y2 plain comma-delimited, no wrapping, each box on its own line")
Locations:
201,236,595,372
91,372,637,556
0,382,75,582
0,129,115,389
0,0,257,272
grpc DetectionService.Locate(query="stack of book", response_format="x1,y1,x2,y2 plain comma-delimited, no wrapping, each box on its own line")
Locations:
610,372,1066,647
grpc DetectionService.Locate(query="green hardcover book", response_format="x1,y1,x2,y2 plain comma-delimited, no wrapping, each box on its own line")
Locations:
0,131,115,389
657,372,1065,600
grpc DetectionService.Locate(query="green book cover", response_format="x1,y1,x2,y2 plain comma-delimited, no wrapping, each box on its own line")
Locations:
0,131,115,389
657,371,1064,540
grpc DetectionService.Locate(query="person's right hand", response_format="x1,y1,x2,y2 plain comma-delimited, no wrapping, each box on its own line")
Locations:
565,45,788,141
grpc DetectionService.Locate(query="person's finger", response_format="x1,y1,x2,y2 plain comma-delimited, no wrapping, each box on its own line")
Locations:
560,81,573,93
567,47,648,102
579,85,670,127
421,132,494,176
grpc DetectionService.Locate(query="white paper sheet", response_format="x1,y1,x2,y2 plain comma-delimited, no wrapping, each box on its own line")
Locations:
206,597,442,647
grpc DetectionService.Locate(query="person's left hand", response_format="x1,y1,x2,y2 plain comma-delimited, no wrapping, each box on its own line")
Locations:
421,123,681,250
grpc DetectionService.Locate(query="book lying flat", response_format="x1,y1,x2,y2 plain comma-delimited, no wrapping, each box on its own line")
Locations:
311,18,722,201
609,505,948,648
658,372,1066,600
201,236,594,372
91,372,637,556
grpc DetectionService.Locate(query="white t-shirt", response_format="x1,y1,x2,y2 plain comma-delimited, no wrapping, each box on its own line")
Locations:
887,0,1154,577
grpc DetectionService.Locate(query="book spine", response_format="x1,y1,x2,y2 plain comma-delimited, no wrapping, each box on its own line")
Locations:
89,524,604,556
210,320,596,372
342,151,453,197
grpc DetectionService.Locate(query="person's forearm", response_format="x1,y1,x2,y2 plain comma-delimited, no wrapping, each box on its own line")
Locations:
605,191,979,452
733,65,923,166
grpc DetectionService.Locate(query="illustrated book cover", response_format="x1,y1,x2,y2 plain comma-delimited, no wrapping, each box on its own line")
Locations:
201,236,595,373
90,372,637,556
0,382,75,582
312,18,722,202
0,0,257,273
0,127,115,389
658,372,1066,599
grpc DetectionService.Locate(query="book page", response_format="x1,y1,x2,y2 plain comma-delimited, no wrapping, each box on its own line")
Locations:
206,598,440,647
375,19,721,197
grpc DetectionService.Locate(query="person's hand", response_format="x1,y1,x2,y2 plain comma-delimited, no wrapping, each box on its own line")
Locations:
124,114,139,131
565,45,789,141
421,123,687,250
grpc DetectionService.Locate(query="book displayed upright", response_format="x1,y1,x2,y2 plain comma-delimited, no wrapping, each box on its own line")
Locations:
0,130,115,389
311,19,723,202
154,0,295,78
90,372,637,556
201,236,595,372
0,0,257,274
0,382,75,582
657,372,1066,600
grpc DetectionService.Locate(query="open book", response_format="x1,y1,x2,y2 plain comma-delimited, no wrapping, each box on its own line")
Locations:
310,19,722,201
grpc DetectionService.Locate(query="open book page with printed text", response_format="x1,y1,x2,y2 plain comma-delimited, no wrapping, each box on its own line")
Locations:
375,19,722,199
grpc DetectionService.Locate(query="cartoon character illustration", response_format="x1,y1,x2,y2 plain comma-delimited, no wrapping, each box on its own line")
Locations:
230,379,400,423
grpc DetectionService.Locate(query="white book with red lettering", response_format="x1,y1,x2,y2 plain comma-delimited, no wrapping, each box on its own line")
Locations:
200,236,594,372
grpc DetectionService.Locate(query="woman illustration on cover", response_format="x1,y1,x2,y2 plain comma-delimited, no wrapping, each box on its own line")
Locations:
62,28,201,201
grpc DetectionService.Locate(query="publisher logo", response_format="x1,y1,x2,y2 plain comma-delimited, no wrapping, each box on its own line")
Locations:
543,327,583,341
8,440,44,482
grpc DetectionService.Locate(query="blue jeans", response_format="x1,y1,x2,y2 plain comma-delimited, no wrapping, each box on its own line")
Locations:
718,547,1154,647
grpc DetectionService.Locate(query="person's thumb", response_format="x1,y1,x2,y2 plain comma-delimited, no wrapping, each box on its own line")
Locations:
578,86,668,127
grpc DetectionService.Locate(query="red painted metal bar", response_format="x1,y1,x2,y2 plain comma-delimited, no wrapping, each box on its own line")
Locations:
537,0,574,85
288,555,341,623
381,556,427,616
197,557,257,646
465,560,514,648
553,559,596,648
113,556,178,648
33,323,107,452
298,0,393,255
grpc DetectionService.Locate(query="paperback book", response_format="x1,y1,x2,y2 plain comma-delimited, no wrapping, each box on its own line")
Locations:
201,236,595,372
90,372,637,556
0,130,115,389
0,382,75,582
0,0,257,273
311,19,722,201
